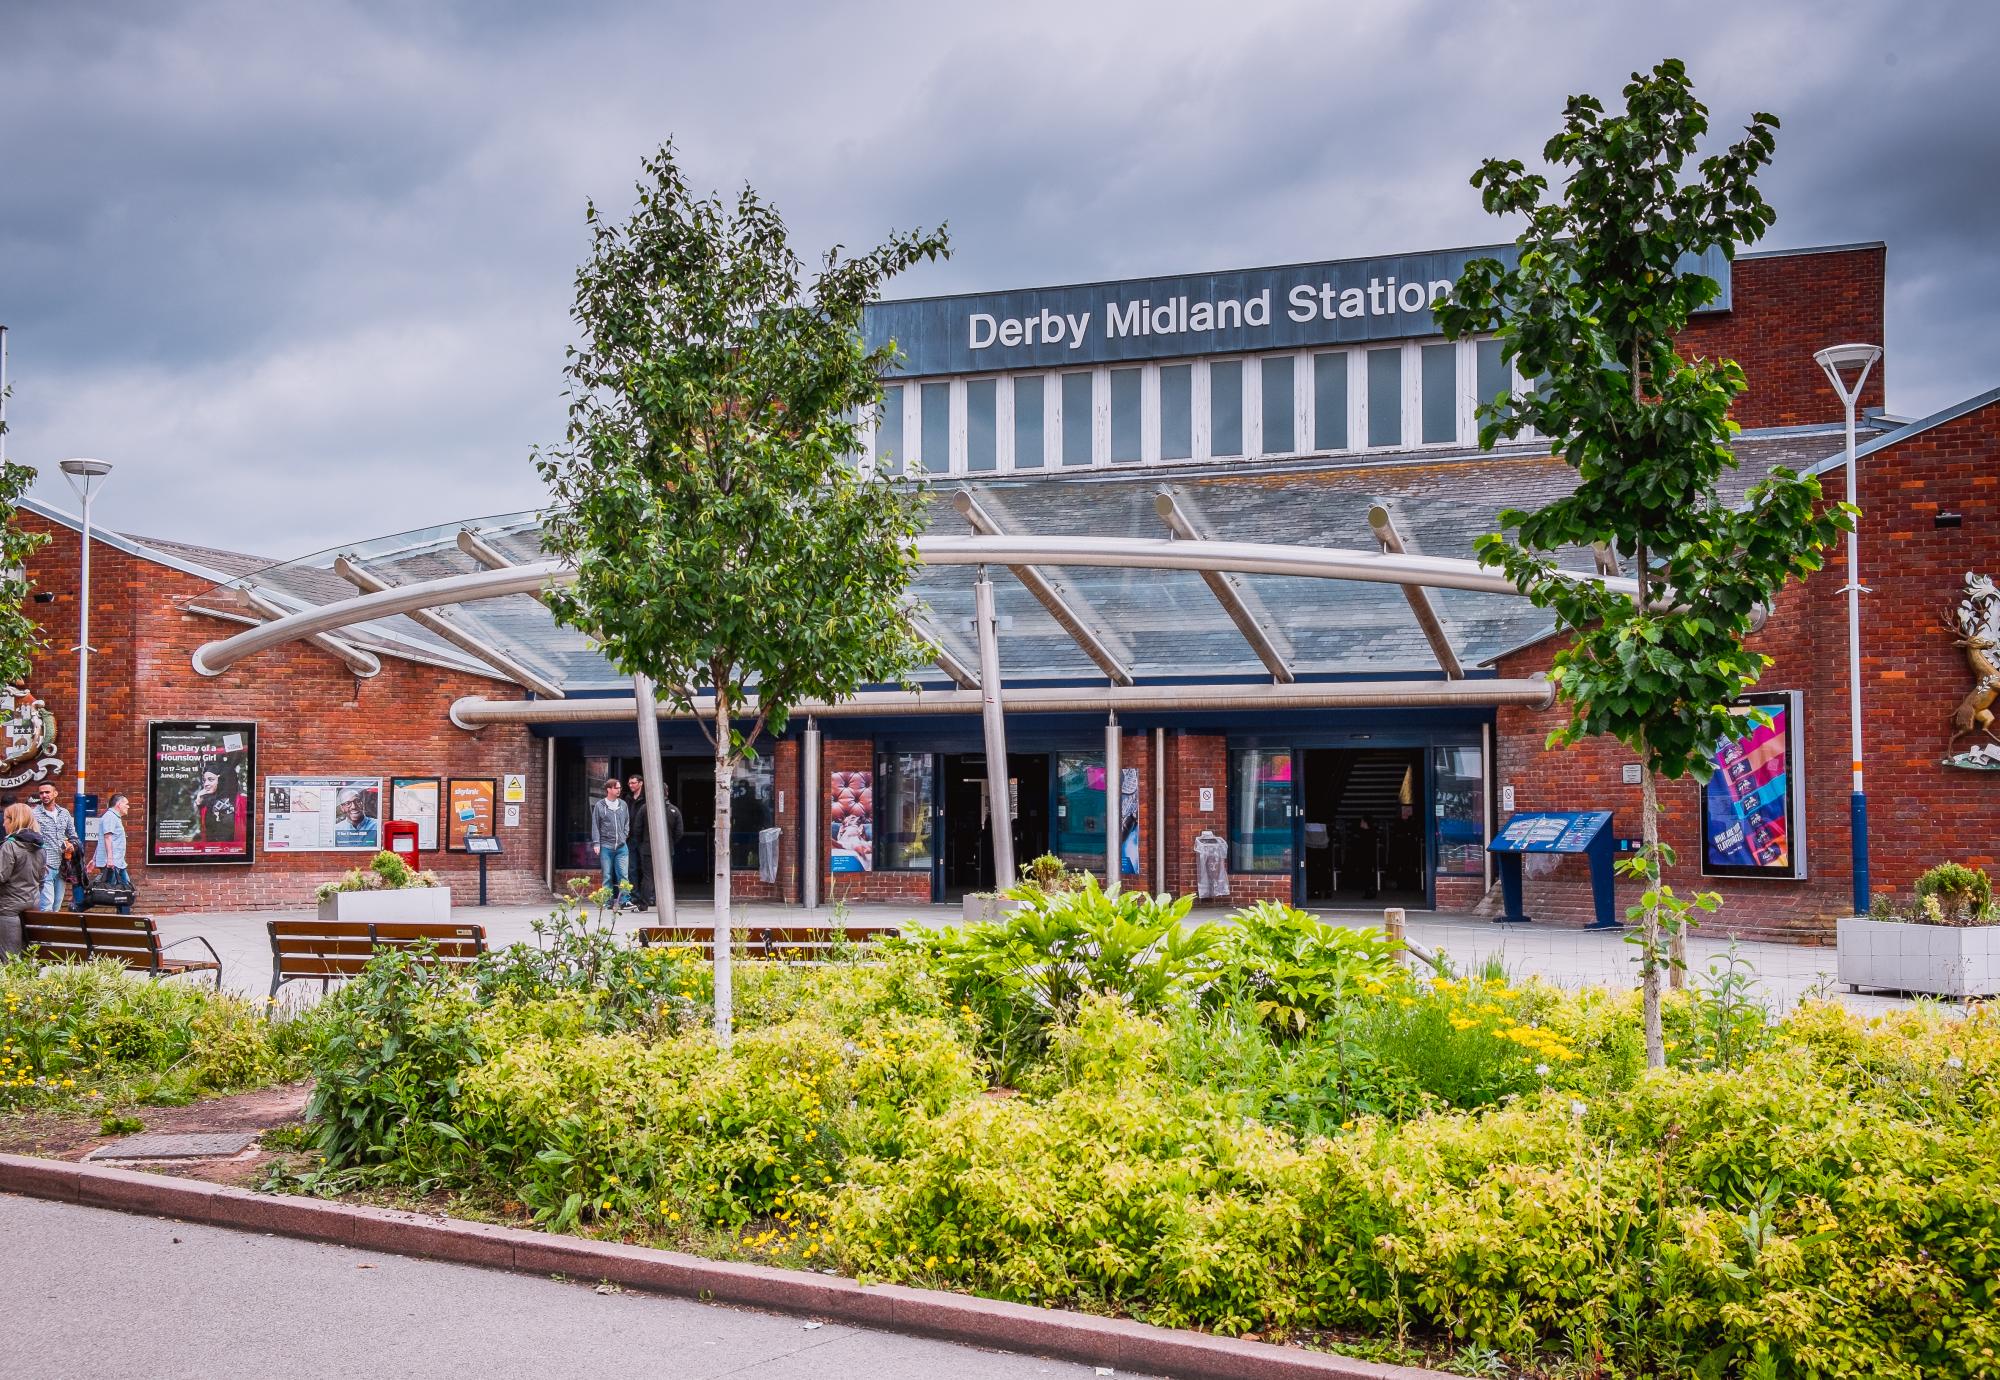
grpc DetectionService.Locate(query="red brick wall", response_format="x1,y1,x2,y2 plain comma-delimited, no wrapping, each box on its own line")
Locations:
17,516,552,913
1493,394,2000,939
1678,246,1886,430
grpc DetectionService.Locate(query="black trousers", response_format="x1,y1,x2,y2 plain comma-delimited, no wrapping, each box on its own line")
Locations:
628,838,654,908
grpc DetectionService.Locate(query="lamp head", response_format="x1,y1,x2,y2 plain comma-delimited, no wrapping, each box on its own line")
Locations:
1813,344,1882,405
57,457,113,504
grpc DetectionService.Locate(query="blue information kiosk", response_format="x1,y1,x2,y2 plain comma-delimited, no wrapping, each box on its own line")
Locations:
1486,810,1621,929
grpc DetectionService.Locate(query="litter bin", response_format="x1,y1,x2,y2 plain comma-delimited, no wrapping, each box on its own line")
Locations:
1193,830,1230,899
758,827,782,884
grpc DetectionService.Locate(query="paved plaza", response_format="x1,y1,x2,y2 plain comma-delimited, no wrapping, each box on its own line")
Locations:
0,1194,1145,1380
153,896,1910,1018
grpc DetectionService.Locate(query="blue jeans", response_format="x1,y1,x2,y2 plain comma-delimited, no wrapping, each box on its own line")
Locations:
38,864,63,912
599,843,630,905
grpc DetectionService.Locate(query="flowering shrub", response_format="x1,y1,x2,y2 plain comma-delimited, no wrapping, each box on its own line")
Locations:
0,954,303,1107
314,850,443,901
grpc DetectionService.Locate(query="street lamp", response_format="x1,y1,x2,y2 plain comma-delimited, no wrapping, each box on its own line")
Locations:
1813,344,1882,916
58,458,113,843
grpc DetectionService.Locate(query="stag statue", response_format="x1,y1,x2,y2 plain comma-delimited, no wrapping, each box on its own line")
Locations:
1945,572,2000,752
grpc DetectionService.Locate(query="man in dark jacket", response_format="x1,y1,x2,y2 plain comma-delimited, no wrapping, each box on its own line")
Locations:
625,772,653,912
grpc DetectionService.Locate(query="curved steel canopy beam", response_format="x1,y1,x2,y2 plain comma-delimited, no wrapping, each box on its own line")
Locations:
192,537,1637,679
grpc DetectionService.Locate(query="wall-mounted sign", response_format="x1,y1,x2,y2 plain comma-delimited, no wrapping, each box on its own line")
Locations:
447,778,496,852
389,776,441,851
0,685,62,789
266,776,381,852
1198,786,1214,812
503,804,521,827
864,244,1731,377
1699,691,1807,879
503,773,526,804
829,770,873,873
147,721,255,865
1943,571,2000,770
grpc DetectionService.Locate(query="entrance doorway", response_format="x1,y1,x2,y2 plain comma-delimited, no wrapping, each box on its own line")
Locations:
1299,748,1428,908
938,753,1051,898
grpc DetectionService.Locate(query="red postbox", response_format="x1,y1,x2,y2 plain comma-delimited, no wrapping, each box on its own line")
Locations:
384,820,421,872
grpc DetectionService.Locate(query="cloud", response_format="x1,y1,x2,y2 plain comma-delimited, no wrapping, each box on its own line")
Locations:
2,0,1995,554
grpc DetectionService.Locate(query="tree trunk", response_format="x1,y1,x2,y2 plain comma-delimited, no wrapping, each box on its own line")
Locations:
1640,762,1665,1069
712,702,734,1049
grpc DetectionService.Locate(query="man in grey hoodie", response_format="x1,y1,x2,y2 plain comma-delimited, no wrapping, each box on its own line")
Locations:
589,777,632,909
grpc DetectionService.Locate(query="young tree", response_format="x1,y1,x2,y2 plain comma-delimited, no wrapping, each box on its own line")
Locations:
0,384,47,688
1435,60,1852,1067
537,145,947,1043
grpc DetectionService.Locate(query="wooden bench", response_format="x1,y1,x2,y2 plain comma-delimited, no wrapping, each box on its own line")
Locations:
23,911,222,988
267,919,488,999
636,923,900,960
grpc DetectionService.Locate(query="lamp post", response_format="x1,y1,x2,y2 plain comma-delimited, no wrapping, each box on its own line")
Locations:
58,458,113,840
1813,344,1882,916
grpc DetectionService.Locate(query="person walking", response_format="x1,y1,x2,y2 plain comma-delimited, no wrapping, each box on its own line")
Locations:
30,782,79,913
91,793,134,915
625,772,653,912
589,777,632,910
0,803,46,955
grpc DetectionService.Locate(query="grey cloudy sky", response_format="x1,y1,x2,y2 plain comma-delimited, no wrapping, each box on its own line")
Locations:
2,0,1995,558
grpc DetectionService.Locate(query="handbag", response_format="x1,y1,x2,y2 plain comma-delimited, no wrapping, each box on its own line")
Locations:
83,879,137,912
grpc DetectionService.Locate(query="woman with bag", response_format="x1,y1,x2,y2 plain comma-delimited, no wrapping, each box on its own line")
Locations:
0,803,46,956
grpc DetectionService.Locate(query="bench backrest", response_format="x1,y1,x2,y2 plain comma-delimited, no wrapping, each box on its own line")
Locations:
22,911,163,972
268,919,488,981
636,923,899,960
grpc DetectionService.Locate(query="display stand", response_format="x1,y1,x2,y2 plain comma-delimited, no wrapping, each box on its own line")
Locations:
466,833,501,906
1486,810,1620,929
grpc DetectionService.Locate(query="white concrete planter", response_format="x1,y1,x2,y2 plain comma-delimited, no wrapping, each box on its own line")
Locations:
961,893,1020,923
1836,916,2000,999
317,887,453,925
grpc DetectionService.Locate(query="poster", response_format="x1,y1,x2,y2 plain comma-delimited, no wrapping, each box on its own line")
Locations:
1699,691,1806,879
148,721,255,864
389,776,441,851
1120,766,1140,876
448,778,496,851
829,769,873,873
265,776,381,852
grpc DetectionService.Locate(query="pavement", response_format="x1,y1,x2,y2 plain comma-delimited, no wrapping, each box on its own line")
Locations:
0,1192,1155,1380
154,896,1907,1017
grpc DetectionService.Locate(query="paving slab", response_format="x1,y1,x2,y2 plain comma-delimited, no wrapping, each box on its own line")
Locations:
87,1131,262,1161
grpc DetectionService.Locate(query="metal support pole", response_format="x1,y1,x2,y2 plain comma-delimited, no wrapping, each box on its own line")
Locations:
1105,712,1121,894
76,484,92,822
1152,726,1167,896
1815,344,1881,916
1481,721,1496,894
974,568,1015,891
631,673,677,924
801,720,821,911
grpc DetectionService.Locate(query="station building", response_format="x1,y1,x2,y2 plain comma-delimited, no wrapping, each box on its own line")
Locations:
12,236,1998,939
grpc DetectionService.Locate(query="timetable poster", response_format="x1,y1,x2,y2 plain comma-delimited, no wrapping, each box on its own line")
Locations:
1699,692,1805,879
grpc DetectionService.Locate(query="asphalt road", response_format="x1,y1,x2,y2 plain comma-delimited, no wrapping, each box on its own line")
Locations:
0,1193,1150,1379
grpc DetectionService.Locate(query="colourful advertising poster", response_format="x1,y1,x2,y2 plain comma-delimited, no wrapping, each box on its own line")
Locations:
390,776,441,851
447,778,496,851
265,776,381,852
829,770,873,873
148,721,256,864
1699,692,1805,879
1120,766,1141,876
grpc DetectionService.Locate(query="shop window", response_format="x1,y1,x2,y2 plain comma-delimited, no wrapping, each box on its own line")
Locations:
1260,356,1295,455
1432,744,1484,876
1228,749,1292,873
1475,339,1509,416
877,752,935,871
919,381,951,473
1052,752,1105,868
966,379,998,473
1013,376,1045,469
1160,364,1193,460
1109,368,1142,463
1366,348,1401,448
727,756,776,870
1061,372,1094,466
1420,342,1457,444
876,385,903,475
1313,352,1347,451
1209,360,1243,457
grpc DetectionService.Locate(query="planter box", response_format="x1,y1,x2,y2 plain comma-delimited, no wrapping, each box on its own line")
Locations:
317,887,453,925
1836,916,2000,999
961,893,1020,924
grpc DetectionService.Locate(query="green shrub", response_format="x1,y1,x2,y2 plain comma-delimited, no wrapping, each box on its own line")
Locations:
1209,901,1400,1036
1914,861,1995,926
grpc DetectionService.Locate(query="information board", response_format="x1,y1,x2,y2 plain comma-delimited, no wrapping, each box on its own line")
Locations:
389,776,441,851
1489,810,1613,854
265,776,382,852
